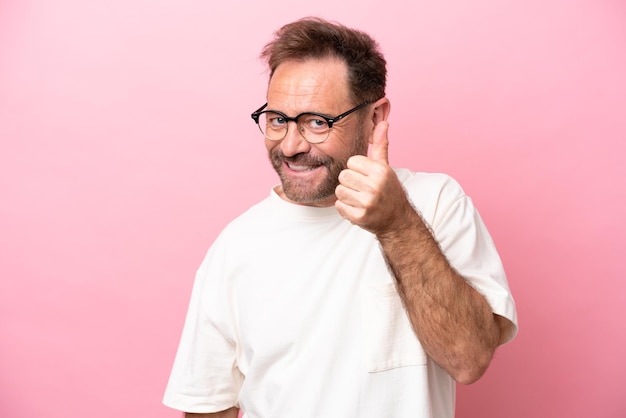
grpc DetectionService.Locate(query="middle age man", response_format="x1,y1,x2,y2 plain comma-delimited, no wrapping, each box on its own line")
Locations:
163,17,518,418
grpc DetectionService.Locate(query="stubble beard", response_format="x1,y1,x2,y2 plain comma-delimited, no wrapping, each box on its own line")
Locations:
269,130,368,205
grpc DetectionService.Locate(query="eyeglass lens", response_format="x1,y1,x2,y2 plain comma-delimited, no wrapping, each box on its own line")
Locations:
256,112,330,144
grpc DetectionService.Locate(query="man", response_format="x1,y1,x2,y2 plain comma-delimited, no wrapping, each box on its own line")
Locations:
163,17,517,418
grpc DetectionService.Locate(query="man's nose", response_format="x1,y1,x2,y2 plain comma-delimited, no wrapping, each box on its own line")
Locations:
279,122,311,157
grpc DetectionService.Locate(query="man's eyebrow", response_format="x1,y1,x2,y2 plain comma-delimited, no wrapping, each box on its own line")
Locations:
266,107,333,118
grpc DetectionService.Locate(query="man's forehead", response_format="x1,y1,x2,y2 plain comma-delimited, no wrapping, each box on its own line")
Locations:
267,58,351,112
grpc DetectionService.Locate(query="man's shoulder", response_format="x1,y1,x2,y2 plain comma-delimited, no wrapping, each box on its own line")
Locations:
222,194,273,231
394,168,464,195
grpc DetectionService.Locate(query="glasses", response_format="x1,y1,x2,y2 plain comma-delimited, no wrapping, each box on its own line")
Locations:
250,101,371,144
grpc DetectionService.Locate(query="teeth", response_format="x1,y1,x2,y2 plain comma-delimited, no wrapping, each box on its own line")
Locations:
287,163,315,172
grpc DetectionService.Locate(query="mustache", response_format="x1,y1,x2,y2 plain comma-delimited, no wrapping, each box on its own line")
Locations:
270,150,332,167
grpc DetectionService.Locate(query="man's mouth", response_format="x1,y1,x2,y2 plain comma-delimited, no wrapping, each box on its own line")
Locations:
285,162,322,172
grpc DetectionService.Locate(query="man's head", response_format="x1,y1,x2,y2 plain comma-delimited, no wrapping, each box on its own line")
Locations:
257,18,390,207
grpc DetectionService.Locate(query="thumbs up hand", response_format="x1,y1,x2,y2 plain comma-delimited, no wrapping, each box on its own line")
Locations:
335,121,413,236
368,119,390,163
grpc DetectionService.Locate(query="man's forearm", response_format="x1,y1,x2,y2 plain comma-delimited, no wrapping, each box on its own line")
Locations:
377,208,500,384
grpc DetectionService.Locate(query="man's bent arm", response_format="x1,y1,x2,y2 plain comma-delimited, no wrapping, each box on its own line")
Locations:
376,206,502,384
335,120,503,384
185,407,239,418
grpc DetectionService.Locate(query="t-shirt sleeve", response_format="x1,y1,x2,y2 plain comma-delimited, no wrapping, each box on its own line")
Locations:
163,241,243,413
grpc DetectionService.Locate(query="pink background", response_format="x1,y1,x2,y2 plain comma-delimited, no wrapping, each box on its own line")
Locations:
1,1,625,417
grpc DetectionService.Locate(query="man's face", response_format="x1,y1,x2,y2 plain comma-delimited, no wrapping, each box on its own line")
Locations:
265,57,369,207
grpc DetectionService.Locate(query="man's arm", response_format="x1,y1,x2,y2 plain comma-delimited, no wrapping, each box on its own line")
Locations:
375,206,501,384
185,407,239,418
335,120,502,384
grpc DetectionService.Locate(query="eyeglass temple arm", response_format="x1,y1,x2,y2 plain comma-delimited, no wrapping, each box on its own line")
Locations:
251,103,268,122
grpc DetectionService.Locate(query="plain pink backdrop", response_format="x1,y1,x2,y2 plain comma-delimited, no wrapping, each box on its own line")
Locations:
1,1,625,417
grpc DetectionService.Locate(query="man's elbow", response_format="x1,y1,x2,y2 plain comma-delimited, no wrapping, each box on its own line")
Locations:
451,346,497,385
452,362,489,385
455,314,506,384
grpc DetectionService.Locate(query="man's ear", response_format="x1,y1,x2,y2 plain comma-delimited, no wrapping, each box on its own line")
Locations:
371,97,391,125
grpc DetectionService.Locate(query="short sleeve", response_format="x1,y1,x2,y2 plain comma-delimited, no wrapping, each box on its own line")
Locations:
163,241,243,413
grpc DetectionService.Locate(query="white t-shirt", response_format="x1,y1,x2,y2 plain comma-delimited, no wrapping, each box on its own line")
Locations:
163,169,518,418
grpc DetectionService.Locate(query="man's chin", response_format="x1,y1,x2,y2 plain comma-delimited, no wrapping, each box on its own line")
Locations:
281,181,338,207
273,162,340,206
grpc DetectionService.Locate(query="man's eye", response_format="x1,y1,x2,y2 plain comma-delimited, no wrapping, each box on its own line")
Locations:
305,117,328,131
268,116,287,127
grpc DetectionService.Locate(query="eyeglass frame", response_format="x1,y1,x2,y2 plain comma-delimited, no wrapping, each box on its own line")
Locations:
250,101,373,143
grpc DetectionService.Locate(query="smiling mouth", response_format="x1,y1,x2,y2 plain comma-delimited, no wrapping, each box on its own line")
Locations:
285,161,323,172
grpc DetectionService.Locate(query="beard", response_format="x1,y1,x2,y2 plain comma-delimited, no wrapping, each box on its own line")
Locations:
269,129,368,205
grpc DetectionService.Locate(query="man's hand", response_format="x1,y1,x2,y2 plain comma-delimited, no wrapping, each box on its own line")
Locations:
335,121,412,235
